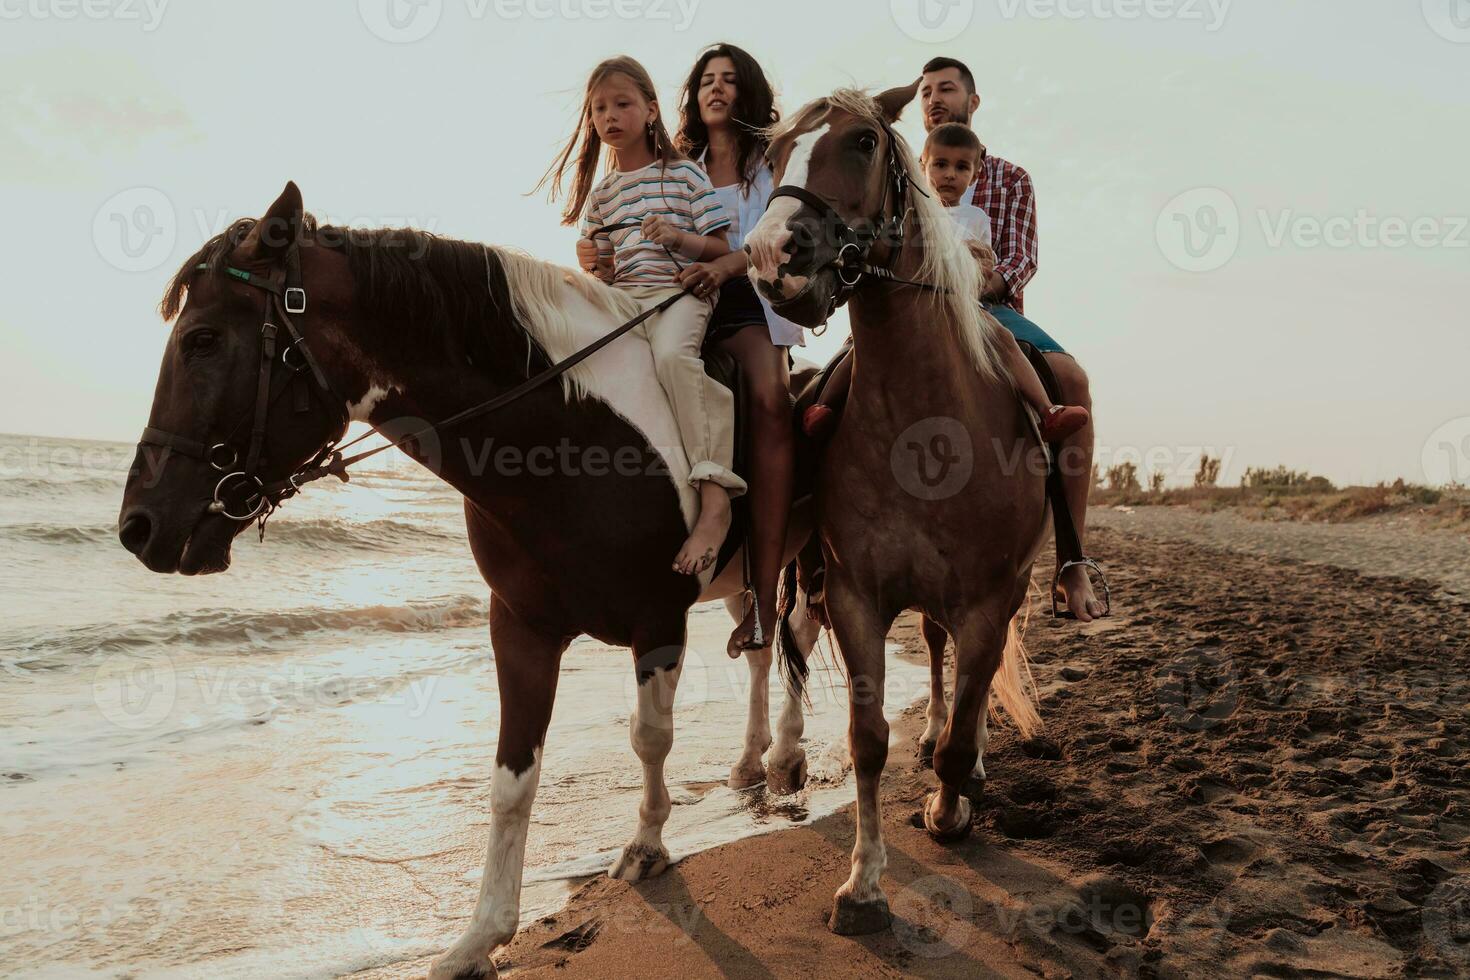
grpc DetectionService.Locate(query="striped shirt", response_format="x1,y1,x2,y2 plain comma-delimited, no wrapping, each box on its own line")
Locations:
580,160,730,287
967,149,1038,313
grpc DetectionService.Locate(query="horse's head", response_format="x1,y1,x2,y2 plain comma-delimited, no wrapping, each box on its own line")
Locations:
118,182,351,574
744,82,921,326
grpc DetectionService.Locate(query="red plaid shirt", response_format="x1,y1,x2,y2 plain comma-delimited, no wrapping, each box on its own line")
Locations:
969,149,1038,314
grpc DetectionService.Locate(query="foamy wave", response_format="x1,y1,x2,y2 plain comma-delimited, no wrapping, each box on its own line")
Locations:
0,517,463,551
6,594,489,669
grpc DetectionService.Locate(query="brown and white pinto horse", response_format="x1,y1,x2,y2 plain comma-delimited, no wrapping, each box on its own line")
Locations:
746,87,1050,934
116,182,818,979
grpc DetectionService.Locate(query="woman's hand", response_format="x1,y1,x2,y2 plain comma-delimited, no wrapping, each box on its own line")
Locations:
675,261,729,301
641,214,685,251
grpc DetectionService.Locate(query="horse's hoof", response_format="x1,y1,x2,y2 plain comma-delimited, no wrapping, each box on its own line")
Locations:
428,952,497,980
727,762,766,791
917,739,937,766
923,792,973,843
608,842,670,881
766,751,807,795
828,892,892,935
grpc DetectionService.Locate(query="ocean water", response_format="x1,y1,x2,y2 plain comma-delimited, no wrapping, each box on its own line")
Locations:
0,432,927,978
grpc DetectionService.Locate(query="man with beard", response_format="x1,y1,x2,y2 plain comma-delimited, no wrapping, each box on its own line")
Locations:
918,56,1107,622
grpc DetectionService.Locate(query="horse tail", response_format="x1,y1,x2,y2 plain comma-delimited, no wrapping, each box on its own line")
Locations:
989,603,1041,738
775,559,808,699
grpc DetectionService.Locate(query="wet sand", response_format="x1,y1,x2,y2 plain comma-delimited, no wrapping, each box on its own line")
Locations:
357,516,1470,978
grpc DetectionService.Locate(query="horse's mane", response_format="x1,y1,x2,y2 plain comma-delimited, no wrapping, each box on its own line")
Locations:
161,218,641,401
767,89,1007,383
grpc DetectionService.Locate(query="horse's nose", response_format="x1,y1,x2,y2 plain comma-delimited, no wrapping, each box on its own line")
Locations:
119,509,154,556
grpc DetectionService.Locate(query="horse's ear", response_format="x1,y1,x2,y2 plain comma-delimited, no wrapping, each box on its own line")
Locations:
239,181,304,260
876,79,920,124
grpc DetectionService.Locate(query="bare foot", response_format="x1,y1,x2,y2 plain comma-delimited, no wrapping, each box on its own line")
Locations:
1057,563,1108,622
673,485,731,576
726,593,778,657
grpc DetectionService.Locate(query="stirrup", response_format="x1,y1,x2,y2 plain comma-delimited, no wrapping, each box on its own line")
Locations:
735,589,768,651
1051,558,1112,621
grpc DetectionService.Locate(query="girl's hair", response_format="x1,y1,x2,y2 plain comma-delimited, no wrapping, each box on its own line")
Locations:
537,56,680,226
675,43,779,190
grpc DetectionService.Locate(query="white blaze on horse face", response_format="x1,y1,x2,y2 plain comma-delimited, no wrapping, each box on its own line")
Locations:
746,124,830,300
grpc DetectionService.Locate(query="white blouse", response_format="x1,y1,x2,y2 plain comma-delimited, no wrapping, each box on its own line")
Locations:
704,158,805,347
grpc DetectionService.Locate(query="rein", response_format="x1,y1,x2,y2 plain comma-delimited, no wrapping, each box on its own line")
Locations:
139,240,690,529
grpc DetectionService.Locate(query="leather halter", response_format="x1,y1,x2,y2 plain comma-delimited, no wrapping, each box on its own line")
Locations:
765,118,945,319
136,239,693,529
137,247,351,525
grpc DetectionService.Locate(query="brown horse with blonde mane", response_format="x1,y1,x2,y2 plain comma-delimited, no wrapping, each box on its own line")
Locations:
746,83,1050,933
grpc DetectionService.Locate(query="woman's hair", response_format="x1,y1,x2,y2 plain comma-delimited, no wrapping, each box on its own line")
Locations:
537,56,680,226
675,43,779,190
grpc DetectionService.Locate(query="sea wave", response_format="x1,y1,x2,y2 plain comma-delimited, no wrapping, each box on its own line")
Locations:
0,474,122,498
0,516,464,551
5,593,490,670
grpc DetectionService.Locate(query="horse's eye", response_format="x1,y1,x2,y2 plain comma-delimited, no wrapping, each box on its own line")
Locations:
857,132,878,154
185,330,218,356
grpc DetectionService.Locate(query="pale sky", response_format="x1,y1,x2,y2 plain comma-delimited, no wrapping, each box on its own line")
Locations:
2,0,1466,486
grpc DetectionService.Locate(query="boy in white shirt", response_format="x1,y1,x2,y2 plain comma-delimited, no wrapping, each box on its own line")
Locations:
803,124,1088,443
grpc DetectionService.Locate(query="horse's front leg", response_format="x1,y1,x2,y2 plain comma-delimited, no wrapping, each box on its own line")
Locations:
725,595,771,790
431,600,567,980
609,633,684,880
824,578,896,935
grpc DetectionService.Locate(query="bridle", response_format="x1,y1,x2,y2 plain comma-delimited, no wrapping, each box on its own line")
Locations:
135,238,693,531
137,247,352,528
765,117,947,319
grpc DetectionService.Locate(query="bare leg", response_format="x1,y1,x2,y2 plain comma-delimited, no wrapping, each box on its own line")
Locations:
994,326,1055,416
768,585,819,795
1046,352,1105,621
673,480,731,576
609,640,682,881
431,600,566,980
925,611,1008,842
725,594,771,789
825,578,895,935
918,615,948,762
719,326,793,655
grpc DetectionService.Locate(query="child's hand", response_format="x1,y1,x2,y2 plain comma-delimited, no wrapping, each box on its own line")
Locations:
575,237,600,273
968,241,997,277
641,214,684,251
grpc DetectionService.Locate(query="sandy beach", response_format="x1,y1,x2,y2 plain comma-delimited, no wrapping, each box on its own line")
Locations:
351,511,1470,979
